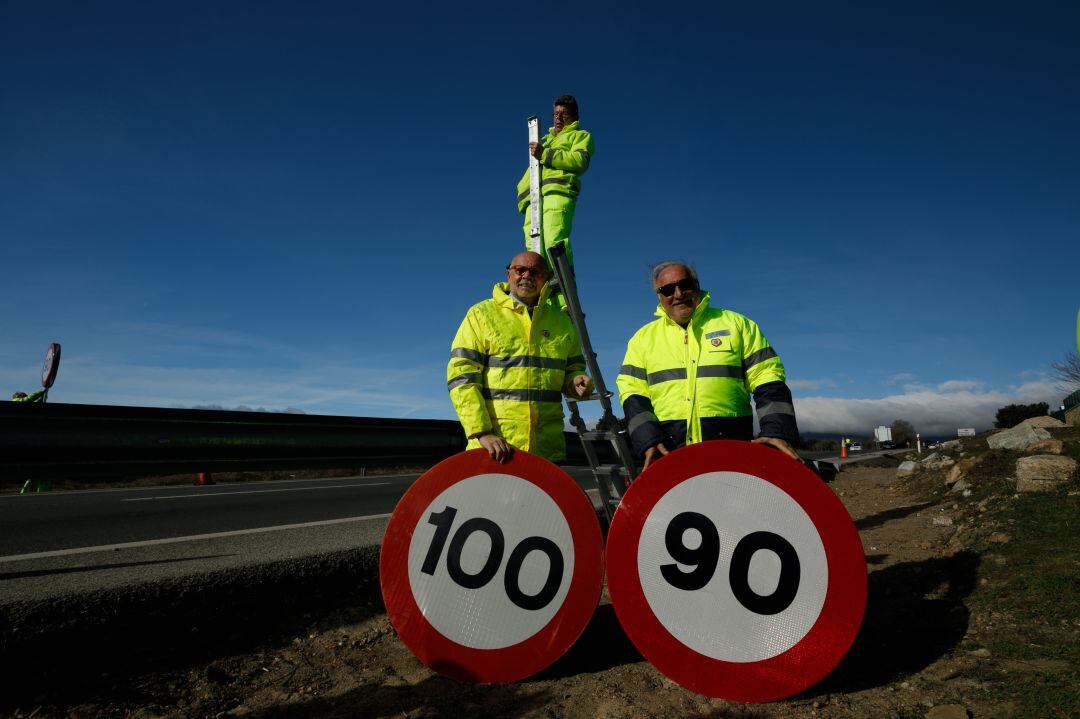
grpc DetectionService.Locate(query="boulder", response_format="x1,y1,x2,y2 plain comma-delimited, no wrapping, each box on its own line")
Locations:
1015,455,1078,492
1028,438,1063,455
1021,416,1065,428
945,458,976,487
920,452,942,465
987,423,1050,451
939,440,961,450
897,460,917,477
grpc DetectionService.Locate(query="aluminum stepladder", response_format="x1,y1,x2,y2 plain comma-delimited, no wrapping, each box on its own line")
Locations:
526,116,638,524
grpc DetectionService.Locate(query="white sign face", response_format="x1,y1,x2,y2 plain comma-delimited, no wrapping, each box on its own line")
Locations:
406,473,574,650
957,428,976,437
636,471,828,663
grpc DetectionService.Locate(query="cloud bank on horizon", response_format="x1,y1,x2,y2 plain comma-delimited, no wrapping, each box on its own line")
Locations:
792,378,1061,437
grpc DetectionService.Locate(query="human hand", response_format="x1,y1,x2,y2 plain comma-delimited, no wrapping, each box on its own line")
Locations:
572,374,593,398
478,433,513,463
530,142,544,160
752,436,800,461
643,442,670,470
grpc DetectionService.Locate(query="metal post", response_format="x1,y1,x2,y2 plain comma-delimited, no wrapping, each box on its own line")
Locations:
527,116,544,257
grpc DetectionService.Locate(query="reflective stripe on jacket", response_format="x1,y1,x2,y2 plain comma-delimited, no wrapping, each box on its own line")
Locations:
516,121,595,213
616,292,798,458
447,283,586,462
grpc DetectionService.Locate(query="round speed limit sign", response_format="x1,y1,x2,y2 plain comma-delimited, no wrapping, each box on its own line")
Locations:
380,449,603,683
606,441,866,702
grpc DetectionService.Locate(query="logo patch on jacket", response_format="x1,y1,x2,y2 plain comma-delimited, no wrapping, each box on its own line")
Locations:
711,338,723,347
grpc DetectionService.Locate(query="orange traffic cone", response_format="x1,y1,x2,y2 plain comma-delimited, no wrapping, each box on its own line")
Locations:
196,472,214,486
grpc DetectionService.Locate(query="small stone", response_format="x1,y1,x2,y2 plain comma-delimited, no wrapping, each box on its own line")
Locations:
933,516,954,526
925,705,970,719
949,478,969,493
988,532,1010,543
968,648,991,658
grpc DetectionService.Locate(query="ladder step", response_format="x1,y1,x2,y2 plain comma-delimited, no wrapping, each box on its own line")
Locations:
580,430,617,442
592,464,629,476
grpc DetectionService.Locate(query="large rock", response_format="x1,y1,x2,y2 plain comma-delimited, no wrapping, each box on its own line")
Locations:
945,458,976,487
1028,438,1063,454
1021,416,1065,428
920,452,942,465
939,439,961,450
987,423,1050,451
1015,455,1077,492
897,460,917,477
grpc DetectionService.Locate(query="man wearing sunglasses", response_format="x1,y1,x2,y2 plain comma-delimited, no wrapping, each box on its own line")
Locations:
515,94,594,266
447,251,593,463
616,262,800,469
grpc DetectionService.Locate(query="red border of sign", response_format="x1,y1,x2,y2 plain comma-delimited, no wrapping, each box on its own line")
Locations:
380,449,604,683
606,440,866,702
41,343,61,390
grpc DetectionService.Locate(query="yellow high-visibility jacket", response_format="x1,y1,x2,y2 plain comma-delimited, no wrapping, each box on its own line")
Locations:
516,121,594,214
616,292,798,459
447,283,586,461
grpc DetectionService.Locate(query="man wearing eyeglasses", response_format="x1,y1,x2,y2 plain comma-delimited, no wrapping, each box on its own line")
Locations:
616,261,800,469
516,94,594,265
447,251,593,463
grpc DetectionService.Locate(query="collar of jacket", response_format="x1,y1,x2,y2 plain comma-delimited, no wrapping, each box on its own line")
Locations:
493,281,554,311
548,120,580,137
653,291,713,326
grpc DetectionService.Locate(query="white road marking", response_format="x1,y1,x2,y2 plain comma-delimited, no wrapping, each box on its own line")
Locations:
0,513,393,563
120,483,391,502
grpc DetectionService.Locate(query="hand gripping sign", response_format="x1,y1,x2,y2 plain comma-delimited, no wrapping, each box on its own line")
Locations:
380,449,603,683
606,440,866,702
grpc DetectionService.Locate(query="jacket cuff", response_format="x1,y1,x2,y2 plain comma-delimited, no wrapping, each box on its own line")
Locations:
623,394,664,459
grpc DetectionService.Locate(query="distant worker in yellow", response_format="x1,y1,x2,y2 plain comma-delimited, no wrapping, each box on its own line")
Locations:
617,261,801,469
11,391,45,403
11,390,49,493
516,94,594,266
447,251,593,463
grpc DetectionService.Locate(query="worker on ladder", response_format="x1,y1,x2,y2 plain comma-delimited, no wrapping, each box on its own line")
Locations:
516,94,594,268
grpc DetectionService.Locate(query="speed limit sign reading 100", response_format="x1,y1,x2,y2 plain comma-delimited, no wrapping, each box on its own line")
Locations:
606,441,867,702
380,449,603,683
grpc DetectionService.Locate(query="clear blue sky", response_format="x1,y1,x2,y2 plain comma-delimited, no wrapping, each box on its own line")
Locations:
2,1,1078,436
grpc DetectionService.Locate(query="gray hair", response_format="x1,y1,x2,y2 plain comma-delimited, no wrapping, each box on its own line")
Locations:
649,261,698,288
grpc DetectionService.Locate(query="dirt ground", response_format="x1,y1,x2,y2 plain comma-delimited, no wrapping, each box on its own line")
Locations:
10,459,1054,719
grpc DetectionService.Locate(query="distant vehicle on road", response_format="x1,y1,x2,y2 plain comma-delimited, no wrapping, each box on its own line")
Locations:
850,444,862,451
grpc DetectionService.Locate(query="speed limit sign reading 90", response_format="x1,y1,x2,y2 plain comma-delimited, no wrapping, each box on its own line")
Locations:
380,449,603,683
606,441,866,702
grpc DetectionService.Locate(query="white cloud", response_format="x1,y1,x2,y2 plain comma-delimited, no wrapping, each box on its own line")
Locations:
886,372,918,384
794,378,1061,437
788,378,837,391
936,379,983,392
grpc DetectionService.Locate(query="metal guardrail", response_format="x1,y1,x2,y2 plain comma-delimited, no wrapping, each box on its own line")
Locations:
1,402,468,479
0,402,611,480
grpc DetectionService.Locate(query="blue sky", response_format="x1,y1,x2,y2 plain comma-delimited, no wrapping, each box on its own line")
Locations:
2,1,1078,437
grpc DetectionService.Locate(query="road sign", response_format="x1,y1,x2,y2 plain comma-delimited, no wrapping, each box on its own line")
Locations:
41,343,61,390
605,440,866,702
380,448,603,683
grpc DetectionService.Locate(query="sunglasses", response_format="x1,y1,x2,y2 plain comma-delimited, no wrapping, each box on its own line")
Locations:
508,265,548,278
655,278,699,297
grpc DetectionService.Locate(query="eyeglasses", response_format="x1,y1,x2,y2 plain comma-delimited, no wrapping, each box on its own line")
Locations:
655,278,699,297
508,265,548,278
